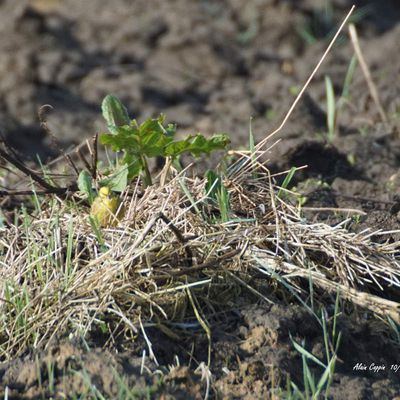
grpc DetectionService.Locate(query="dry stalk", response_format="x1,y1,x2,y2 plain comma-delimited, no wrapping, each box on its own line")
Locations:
250,248,400,323
348,23,388,124
229,6,356,180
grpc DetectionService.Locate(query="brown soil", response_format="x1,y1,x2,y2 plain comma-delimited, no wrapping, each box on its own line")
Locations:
2,305,400,399
1,0,400,398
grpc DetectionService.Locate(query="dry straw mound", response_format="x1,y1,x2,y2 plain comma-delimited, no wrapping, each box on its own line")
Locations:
1,162,399,361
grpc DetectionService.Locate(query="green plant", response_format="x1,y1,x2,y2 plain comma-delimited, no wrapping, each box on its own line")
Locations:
284,292,342,399
98,95,230,189
339,55,357,104
387,317,400,346
277,167,297,199
297,3,371,45
36,357,56,399
324,55,357,143
351,214,362,225
236,14,259,44
297,2,336,45
205,169,231,223
325,75,336,143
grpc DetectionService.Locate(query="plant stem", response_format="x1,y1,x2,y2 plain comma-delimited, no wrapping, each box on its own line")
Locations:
141,155,152,187
160,157,172,187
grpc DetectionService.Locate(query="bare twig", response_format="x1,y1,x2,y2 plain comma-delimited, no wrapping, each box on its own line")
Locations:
153,249,240,280
91,133,98,179
76,147,92,174
301,207,367,215
348,24,388,124
333,191,395,205
229,6,356,179
0,146,56,191
38,104,80,176
0,188,73,197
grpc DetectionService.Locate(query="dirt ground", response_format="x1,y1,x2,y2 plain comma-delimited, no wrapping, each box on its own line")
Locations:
1,0,400,398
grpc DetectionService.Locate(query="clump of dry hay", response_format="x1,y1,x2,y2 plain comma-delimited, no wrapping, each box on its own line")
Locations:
1,160,399,361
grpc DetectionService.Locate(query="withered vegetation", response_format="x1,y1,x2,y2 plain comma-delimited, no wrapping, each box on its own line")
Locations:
1,145,399,362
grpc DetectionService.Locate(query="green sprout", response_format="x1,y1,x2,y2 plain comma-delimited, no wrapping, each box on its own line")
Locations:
340,55,357,103
277,167,297,199
98,95,230,188
286,291,342,399
324,55,357,144
325,75,336,143
297,3,371,45
205,170,231,223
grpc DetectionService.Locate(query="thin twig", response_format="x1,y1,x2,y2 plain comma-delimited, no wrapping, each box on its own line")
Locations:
45,141,87,167
39,104,80,176
333,191,395,205
76,147,92,174
258,6,355,148
0,187,73,196
348,24,388,124
158,212,194,266
301,207,367,215
0,146,56,191
229,6,356,179
152,249,240,281
91,133,98,180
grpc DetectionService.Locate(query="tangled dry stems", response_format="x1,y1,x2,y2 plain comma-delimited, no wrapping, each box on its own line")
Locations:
1,160,400,360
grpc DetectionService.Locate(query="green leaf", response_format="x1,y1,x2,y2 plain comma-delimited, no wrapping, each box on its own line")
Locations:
98,103,231,187
78,170,94,203
165,123,177,137
205,170,230,222
207,134,231,149
325,76,336,142
165,134,230,158
341,55,357,101
205,170,222,201
186,135,209,157
164,136,192,157
122,154,144,180
100,127,140,153
277,167,297,199
100,116,174,158
141,130,173,157
138,115,165,136
190,133,231,156
102,95,130,134
290,334,327,369
316,356,336,395
99,164,128,192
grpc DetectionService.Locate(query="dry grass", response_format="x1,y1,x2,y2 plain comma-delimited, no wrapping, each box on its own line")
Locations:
1,156,400,361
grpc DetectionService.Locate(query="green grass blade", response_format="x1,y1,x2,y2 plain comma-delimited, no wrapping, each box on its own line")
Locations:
317,355,336,397
277,167,297,198
290,334,327,369
341,55,357,101
325,75,336,143
178,177,204,219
